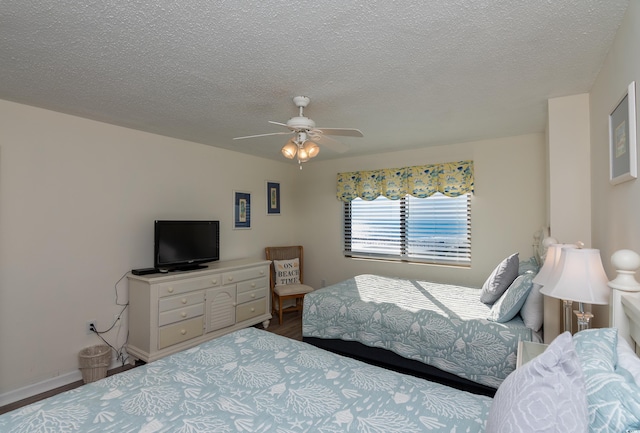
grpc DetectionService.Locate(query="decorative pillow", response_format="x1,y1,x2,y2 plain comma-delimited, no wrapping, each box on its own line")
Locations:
618,335,640,384
480,253,520,305
573,328,617,372
520,282,544,332
518,256,540,275
486,332,588,433
573,328,640,432
488,274,534,323
273,258,300,286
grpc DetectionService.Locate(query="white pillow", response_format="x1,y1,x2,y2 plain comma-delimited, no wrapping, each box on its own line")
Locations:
520,282,544,332
486,332,588,433
273,258,300,285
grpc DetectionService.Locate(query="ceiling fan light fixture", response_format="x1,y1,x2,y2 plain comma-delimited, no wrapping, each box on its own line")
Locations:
281,141,297,159
233,96,363,165
297,146,310,163
303,141,320,158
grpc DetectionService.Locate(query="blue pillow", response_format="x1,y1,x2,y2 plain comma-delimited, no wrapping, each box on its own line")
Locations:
487,274,533,323
573,328,640,432
518,256,540,275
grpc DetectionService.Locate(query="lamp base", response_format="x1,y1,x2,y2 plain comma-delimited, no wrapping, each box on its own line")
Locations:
574,302,593,332
562,299,573,333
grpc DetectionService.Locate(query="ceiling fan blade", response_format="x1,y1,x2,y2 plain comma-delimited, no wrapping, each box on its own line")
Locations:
268,121,289,127
309,134,349,154
233,131,292,140
314,127,363,137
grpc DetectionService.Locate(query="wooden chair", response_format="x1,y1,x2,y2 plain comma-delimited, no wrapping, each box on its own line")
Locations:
265,245,314,325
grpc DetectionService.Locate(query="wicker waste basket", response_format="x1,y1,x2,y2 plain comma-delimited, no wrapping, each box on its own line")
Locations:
78,345,111,384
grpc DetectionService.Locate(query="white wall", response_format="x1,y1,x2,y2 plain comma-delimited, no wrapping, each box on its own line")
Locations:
544,94,592,341
295,133,547,289
590,2,640,327
548,94,592,245
0,99,300,398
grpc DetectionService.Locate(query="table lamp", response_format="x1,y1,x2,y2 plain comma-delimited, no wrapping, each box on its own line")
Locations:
539,247,610,332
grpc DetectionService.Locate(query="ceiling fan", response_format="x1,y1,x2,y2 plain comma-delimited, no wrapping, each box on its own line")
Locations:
233,96,363,166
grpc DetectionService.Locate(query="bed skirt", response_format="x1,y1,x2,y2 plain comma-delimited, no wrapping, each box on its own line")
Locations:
303,336,497,397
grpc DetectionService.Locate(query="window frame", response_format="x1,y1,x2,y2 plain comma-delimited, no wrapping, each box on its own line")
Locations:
343,192,471,266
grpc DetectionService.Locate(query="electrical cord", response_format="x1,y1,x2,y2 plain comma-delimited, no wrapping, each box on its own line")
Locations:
114,271,129,306
89,270,131,366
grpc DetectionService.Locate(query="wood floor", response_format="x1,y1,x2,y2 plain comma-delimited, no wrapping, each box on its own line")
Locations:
0,313,303,415
259,312,302,341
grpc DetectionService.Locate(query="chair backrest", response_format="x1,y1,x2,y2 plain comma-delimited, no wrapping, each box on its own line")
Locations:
265,245,304,287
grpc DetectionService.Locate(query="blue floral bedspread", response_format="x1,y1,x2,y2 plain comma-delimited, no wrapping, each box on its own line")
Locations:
0,327,492,432
303,274,533,388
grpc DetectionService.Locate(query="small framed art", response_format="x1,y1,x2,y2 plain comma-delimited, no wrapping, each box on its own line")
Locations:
609,81,637,185
233,190,251,229
266,181,280,215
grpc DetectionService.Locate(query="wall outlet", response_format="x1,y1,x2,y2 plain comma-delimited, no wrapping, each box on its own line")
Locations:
86,320,96,335
321,279,326,288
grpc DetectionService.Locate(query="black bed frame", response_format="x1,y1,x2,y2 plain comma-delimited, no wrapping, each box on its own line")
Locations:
303,336,497,397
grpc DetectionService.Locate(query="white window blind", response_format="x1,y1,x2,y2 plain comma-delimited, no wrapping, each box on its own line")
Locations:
344,193,471,266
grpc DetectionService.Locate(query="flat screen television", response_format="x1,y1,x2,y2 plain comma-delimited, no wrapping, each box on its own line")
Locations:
154,220,220,271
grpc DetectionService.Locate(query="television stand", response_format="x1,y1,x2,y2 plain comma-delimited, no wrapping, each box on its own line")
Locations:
169,264,207,272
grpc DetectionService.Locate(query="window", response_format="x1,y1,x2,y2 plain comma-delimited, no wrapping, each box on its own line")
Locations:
343,192,471,266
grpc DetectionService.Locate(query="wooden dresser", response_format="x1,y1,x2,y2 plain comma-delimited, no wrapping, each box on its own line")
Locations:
127,258,271,362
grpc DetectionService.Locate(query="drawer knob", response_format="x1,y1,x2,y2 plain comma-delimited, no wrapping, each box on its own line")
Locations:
250,308,255,312
228,276,233,281
181,312,187,318
251,293,255,298
168,287,174,293
251,283,256,288
212,279,218,284
180,329,187,335
181,298,187,304
260,270,264,275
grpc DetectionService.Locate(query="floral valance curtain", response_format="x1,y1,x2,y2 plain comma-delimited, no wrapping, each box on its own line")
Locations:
336,160,474,202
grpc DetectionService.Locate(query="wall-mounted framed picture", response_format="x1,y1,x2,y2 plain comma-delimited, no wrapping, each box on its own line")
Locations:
609,81,637,185
233,190,251,229
266,181,280,215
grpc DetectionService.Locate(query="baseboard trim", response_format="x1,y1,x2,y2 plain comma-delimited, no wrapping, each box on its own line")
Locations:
0,357,125,408
0,370,81,407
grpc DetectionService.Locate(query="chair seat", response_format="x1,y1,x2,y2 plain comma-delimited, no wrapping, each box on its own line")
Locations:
274,283,314,297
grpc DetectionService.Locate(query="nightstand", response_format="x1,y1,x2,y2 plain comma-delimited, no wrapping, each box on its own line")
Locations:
516,340,549,368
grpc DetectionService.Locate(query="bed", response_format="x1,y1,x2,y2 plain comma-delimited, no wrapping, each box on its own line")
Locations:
2,252,640,433
302,255,542,394
0,327,493,432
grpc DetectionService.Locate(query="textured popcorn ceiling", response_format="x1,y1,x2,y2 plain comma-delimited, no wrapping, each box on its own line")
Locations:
0,1,629,162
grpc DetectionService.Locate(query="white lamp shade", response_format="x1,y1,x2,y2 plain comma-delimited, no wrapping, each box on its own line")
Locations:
539,248,610,305
533,244,561,285
533,243,577,285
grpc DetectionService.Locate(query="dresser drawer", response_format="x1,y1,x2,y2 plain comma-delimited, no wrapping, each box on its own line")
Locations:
237,287,267,305
159,292,205,312
237,276,268,294
157,275,221,297
158,303,204,327
236,298,266,322
158,316,203,349
222,266,268,285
